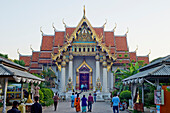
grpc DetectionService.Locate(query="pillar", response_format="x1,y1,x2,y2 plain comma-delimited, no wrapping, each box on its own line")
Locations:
69,50,73,81
142,83,144,104
102,56,108,92
95,48,100,84
110,70,113,89
21,82,24,99
61,56,66,92
2,78,8,113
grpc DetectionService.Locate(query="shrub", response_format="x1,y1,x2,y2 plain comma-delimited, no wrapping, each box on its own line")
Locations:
41,88,52,100
39,90,44,101
45,98,54,106
120,90,131,102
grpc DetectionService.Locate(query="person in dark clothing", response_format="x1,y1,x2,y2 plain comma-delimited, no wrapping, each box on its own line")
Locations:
53,92,59,111
7,101,21,113
31,96,42,113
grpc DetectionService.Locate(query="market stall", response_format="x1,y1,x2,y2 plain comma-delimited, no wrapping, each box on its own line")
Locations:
0,57,44,113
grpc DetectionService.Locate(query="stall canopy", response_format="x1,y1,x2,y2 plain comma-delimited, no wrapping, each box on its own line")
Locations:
122,55,170,84
0,57,44,83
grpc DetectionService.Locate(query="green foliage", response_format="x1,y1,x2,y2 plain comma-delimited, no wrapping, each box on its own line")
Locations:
50,89,54,97
0,53,8,58
0,102,3,107
33,73,42,78
119,54,122,57
144,84,155,107
123,63,126,66
120,90,131,102
41,88,52,100
119,60,122,62
44,98,54,106
39,90,44,101
138,60,144,66
132,60,135,63
13,59,25,66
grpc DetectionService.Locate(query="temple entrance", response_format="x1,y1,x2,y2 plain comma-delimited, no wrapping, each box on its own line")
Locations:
76,60,93,90
79,73,89,90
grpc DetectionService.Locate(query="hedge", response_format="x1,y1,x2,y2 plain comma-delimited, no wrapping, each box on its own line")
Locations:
120,90,131,102
41,88,52,100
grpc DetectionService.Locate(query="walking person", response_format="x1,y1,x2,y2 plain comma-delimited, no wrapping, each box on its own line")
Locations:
81,95,87,113
71,93,75,108
53,92,59,111
7,101,21,113
87,93,94,112
74,94,81,112
93,91,97,102
31,96,42,113
75,92,78,98
81,84,84,92
111,93,120,113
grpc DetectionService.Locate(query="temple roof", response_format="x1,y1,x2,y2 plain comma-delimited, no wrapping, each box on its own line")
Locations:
115,36,128,51
19,55,31,67
41,36,54,51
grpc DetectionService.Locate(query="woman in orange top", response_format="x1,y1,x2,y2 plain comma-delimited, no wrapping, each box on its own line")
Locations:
74,94,81,112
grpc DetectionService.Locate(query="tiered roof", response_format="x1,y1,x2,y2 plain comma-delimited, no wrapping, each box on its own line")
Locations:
19,7,149,74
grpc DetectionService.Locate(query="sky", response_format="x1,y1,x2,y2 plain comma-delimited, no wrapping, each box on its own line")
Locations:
0,0,170,61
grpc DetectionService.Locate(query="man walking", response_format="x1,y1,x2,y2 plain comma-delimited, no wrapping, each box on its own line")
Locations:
7,101,21,113
53,92,59,111
111,93,120,113
87,93,93,112
71,93,75,108
84,83,87,92
31,96,42,113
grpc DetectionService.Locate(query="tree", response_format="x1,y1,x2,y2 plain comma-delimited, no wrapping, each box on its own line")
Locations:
13,59,25,66
41,68,56,89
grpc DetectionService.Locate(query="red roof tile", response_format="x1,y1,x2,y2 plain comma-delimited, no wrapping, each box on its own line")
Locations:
30,63,40,68
129,52,137,62
39,59,52,64
29,70,41,74
53,48,58,54
66,28,75,36
115,36,128,51
93,28,103,37
137,56,149,64
39,52,51,59
31,52,40,62
114,59,130,64
19,56,31,67
41,36,54,51
110,48,116,54
105,32,115,47
54,32,65,47
117,52,129,59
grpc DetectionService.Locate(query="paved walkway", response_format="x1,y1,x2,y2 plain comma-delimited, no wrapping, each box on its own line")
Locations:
43,102,129,113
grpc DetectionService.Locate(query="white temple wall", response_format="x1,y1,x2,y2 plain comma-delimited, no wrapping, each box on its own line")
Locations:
65,63,69,86
100,62,103,85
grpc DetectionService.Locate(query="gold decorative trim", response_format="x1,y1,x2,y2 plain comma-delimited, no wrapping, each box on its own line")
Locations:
107,62,113,72
76,60,92,72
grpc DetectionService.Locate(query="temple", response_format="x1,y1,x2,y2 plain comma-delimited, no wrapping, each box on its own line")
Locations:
19,6,149,94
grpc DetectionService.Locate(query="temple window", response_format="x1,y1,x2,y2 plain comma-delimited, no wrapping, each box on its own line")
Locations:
92,48,94,52
88,48,90,52
79,48,81,52
83,48,86,52
75,48,77,52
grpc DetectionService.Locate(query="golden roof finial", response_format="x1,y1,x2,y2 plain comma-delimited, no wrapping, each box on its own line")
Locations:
17,49,21,55
62,18,66,28
83,5,85,17
126,27,129,35
103,19,107,28
135,45,138,52
52,22,56,31
30,45,34,51
113,23,117,32
40,26,43,36
148,49,151,56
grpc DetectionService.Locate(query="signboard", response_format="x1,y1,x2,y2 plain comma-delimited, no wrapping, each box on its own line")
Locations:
154,90,164,105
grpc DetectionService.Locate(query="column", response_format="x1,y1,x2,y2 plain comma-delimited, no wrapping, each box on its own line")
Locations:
142,83,144,104
102,56,108,92
61,56,66,93
110,70,113,89
95,48,100,83
2,78,8,113
69,49,73,81
21,82,24,99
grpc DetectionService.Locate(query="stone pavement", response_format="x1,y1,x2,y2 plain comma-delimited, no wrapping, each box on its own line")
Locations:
43,102,129,113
